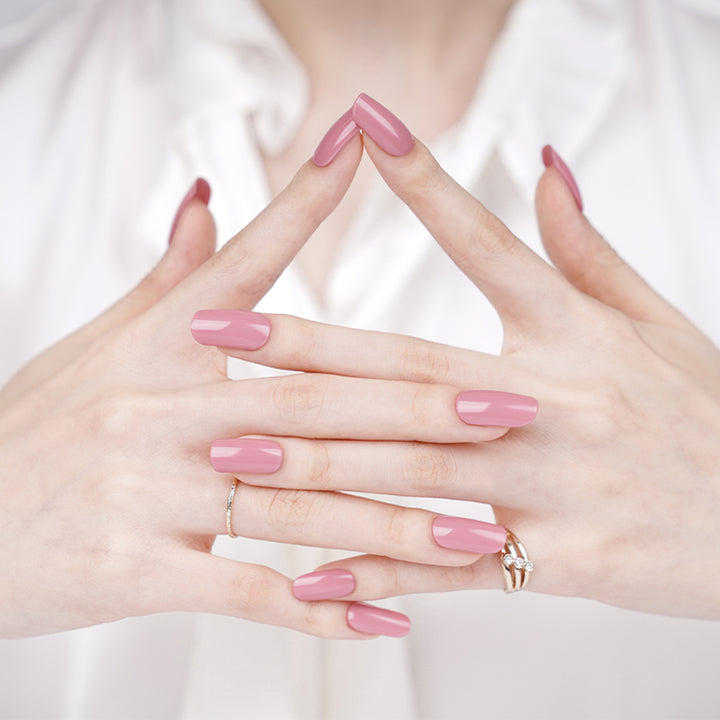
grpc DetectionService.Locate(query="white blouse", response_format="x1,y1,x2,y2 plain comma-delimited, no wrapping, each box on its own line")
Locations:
1,0,720,718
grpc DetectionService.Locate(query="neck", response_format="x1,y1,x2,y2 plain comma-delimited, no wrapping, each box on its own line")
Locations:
259,0,514,137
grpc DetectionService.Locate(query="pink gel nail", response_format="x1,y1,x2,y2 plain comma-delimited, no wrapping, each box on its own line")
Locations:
169,178,211,244
312,108,361,167
346,602,411,638
542,145,583,211
456,390,538,427
432,516,507,554
190,309,271,350
351,93,414,157
210,438,283,474
293,568,355,600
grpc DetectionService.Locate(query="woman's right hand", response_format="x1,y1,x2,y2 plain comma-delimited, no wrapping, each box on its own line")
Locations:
0,134,528,640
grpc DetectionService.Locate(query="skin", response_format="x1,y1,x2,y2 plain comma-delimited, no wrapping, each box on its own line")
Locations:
0,137,512,639
218,132,720,619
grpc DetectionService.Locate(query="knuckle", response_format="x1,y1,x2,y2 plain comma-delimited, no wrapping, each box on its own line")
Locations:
591,240,625,270
271,374,327,422
469,208,517,257
307,441,332,488
93,390,143,439
409,153,447,199
409,384,436,426
397,340,450,384
378,561,401,595
229,569,274,612
302,597,324,630
285,318,319,367
266,488,320,529
565,241,624,293
385,505,410,546
212,242,279,298
403,445,457,494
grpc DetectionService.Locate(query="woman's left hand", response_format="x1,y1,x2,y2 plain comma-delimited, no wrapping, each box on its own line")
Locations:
228,134,720,619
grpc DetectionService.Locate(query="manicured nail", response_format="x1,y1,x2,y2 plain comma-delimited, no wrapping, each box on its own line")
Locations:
169,178,211,244
456,390,538,427
346,602,410,638
210,438,283,474
542,145,583,211
352,93,414,157
432,516,507,554
191,309,271,350
312,108,361,167
293,568,355,600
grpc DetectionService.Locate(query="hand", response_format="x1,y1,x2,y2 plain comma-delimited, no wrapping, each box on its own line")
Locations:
1,132,537,639
232,120,720,619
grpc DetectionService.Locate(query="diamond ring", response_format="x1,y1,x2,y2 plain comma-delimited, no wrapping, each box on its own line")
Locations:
500,529,534,593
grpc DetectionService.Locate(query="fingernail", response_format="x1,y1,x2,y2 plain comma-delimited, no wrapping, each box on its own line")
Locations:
456,390,538,427
541,145,583,211
432,516,507,554
346,602,411,638
169,178,211,244
312,108,361,167
210,438,283,474
352,93,414,157
293,568,355,600
190,309,271,350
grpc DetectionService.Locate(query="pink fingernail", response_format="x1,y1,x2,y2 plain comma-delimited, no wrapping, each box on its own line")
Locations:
169,178,211,244
312,108,361,167
293,568,355,600
210,438,283,474
347,602,411,638
456,390,538,427
191,309,271,350
432,516,507,554
352,93,414,157
542,145,583,211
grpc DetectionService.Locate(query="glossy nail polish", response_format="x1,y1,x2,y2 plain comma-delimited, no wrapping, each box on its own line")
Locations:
542,145,583,211
432,516,507,554
456,390,538,427
168,178,211,244
210,438,283,474
351,93,414,157
313,108,361,167
190,309,271,350
293,568,355,600
346,602,411,638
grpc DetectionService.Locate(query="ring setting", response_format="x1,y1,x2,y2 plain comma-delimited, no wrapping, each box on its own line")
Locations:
500,529,534,593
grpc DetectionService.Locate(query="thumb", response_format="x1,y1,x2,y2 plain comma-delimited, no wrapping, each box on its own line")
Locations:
536,146,691,331
98,178,217,331
0,180,217,404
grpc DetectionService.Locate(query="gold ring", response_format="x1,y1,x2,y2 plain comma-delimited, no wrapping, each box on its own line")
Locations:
226,479,239,538
500,529,534,593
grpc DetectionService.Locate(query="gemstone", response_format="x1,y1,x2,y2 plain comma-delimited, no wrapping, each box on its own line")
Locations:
514,557,526,570
525,561,535,572
503,554,515,567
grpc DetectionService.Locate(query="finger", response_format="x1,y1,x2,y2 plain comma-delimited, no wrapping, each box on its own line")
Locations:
191,311,504,388
164,134,363,320
357,100,573,332
536,147,696,333
190,481,506,567
184,373,538,444
294,553,503,601
163,550,387,639
219,436,528,507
